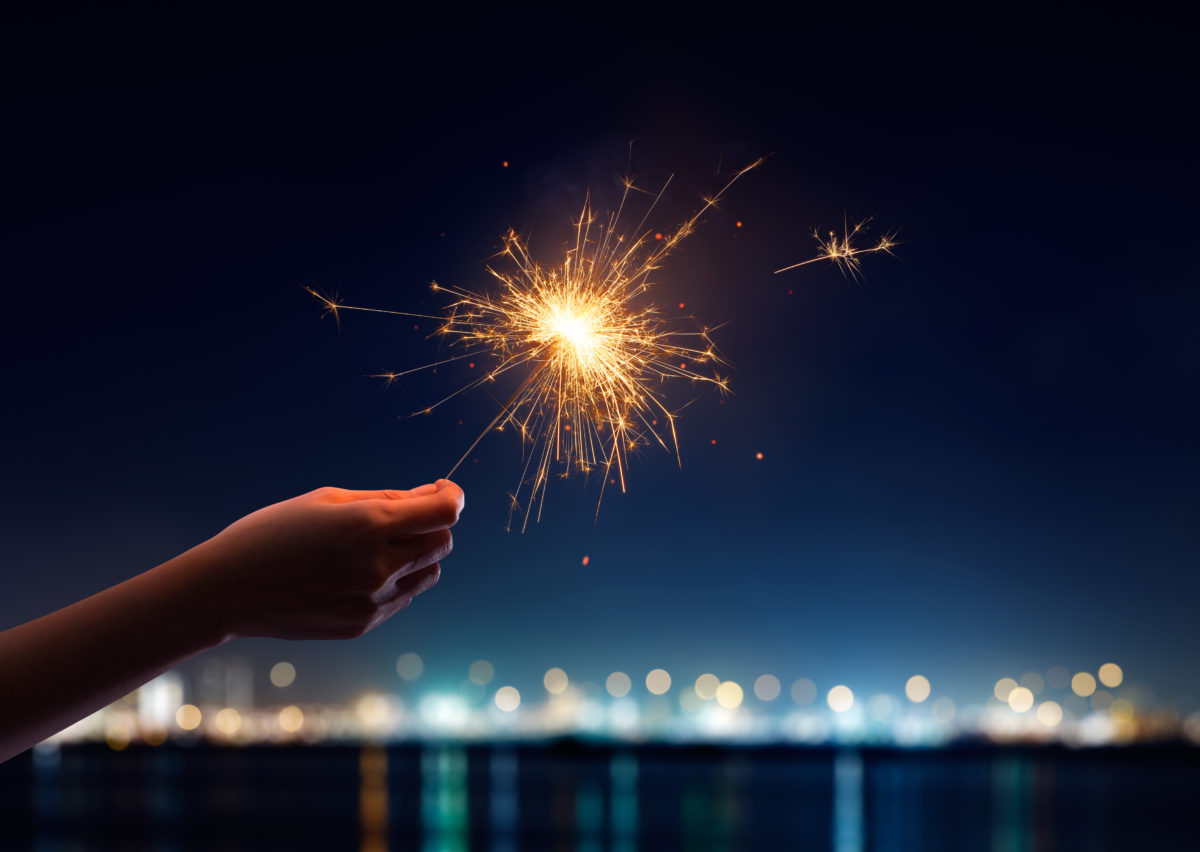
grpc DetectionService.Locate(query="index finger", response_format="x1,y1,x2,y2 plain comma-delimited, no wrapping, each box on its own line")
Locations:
375,484,464,535
348,483,441,502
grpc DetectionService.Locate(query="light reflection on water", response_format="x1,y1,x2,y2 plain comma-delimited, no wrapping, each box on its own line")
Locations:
5,742,1197,850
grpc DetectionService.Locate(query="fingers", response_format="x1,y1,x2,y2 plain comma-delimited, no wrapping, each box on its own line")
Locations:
375,562,442,621
385,528,452,580
395,562,441,604
374,480,464,535
342,482,442,502
433,479,465,510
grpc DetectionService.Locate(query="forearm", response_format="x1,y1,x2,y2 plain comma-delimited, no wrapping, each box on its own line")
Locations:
0,548,228,762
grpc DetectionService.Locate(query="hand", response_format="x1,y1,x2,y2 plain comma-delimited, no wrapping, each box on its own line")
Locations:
185,480,464,641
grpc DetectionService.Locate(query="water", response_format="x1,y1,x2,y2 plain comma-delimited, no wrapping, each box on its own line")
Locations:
1,743,1196,850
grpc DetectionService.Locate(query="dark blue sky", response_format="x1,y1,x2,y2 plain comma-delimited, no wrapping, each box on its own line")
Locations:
1,7,1196,709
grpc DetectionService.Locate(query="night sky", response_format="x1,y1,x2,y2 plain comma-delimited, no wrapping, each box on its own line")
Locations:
2,8,1196,711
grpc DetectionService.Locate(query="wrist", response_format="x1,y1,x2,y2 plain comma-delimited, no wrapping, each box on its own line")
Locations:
153,542,241,649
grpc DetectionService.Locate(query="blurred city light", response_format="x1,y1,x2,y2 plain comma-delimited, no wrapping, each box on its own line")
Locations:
269,661,296,688
905,675,931,703
646,668,672,695
36,656,1199,752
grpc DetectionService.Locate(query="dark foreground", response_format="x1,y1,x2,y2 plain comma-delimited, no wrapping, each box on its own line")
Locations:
2,742,1197,851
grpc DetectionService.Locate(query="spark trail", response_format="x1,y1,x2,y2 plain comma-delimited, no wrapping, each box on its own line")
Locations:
775,216,898,279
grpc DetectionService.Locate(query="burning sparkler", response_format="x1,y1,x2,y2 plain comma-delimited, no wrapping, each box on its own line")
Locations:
310,159,761,529
774,216,898,279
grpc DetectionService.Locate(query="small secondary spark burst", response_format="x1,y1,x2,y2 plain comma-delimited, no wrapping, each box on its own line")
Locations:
310,159,761,530
775,216,898,279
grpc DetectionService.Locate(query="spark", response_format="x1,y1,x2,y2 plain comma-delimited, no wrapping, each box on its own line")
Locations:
774,215,898,279
309,158,762,530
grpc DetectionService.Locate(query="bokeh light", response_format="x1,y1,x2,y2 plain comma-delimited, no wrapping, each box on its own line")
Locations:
355,694,391,729
1110,699,1134,723
1036,700,1063,727
606,672,632,698
867,694,893,721
395,652,424,681
827,685,854,713
1019,672,1044,696
695,674,720,701
175,704,202,731
753,674,781,701
278,705,304,733
1091,690,1114,712
494,686,520,712
716,681,744,709
993,678,1018,702
932,697,956,724
1072,672,1097,697
1007,687,1034,713
269,661,296,688
1099,663,1124,688
905,675,931,703
791,678,817,705
1046,666,1070,690
646,668,672,695
468,659,495,685
105,722,131,751
543,667,568,694
215,708,242,735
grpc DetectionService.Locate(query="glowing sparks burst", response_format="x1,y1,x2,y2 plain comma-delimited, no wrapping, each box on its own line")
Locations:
775,215,898,279
310,159,761,530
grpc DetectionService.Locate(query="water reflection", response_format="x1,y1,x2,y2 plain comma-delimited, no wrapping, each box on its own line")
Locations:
0,743,1196,850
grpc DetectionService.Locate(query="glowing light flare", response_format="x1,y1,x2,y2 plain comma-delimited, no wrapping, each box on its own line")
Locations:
309,159,763,530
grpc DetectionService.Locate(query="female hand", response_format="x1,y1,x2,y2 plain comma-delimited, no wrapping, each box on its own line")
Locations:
187,480,465,641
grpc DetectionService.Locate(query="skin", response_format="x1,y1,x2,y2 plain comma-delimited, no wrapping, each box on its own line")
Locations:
0,479,464,763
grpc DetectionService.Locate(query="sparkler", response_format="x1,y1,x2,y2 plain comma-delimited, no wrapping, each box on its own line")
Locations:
310,159,761,530
774,216,898,279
